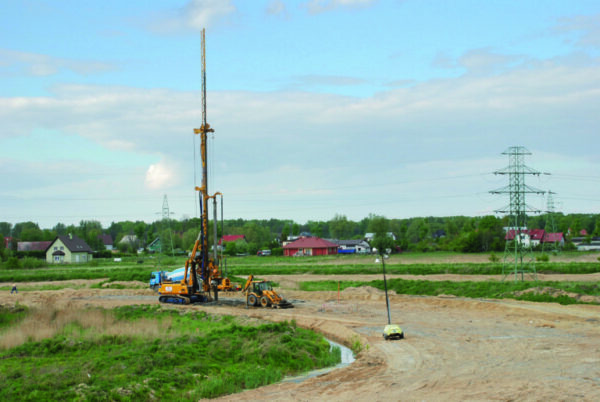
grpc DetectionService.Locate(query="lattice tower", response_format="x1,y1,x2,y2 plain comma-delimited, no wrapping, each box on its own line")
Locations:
490,146,546,281
542,191,560,255
161,194,175,256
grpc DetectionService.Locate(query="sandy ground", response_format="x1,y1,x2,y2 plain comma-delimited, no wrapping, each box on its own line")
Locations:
2,277,600,401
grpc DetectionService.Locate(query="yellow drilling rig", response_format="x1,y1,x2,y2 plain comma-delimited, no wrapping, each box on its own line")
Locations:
158,29,232,304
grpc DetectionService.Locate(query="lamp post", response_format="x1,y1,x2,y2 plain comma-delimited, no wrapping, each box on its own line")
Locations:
380,253,392,325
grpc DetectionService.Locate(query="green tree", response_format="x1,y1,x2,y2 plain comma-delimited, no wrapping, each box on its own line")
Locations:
0,222,12,237
329,214,354,239
370,217,394,255
292,223,300,236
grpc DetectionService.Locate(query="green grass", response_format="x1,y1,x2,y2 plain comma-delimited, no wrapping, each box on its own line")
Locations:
0,305,341,401
2,253,599,285
0,304,28,330
300,278,600,305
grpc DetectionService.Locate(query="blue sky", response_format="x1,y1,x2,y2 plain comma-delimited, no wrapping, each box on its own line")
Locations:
1,0,599,229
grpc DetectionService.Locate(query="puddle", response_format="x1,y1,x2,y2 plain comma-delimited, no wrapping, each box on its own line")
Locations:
282,339,355,384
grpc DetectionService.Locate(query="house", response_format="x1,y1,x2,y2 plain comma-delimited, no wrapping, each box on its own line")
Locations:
331,239,371,254
364,232,396,242
147,237,162,253
283,237,338,256
528,229,546,248
17,241,52,252
543,232,565,247
4,236,13,249
46,234,94,264
506,229,565,248
119,234,139,246
218,235,247,245
98,234,114,251
571,236,600,251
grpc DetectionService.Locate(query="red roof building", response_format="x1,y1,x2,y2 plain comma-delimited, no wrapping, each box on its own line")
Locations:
218,235,246,245
543,232,564,243
283,237,338,257
18,241,52,252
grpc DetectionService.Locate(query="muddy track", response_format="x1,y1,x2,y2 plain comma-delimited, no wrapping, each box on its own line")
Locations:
2,282,600,401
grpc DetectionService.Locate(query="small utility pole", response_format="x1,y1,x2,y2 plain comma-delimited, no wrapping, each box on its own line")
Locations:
380,255,392,325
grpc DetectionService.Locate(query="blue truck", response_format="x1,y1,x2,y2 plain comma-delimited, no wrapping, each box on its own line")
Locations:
149,267,186,292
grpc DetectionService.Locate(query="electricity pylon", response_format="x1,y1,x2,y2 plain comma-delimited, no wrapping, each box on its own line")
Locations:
490,146,546,281
158,194,175,257
542,191,560,255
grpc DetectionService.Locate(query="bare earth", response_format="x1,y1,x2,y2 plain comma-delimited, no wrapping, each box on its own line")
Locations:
2,275,600,401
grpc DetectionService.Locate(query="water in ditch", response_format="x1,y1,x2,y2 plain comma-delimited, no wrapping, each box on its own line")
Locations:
282,339,355,384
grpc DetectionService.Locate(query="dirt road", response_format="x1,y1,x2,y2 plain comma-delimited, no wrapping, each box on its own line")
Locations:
2,281,599,401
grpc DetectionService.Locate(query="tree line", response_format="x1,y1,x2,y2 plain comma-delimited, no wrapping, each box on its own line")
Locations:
1,212,599,260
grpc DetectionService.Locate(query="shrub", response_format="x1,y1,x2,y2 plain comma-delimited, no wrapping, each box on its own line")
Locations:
5,257,20,269
536,254,550,262
21,257,46,269
489,253,499,262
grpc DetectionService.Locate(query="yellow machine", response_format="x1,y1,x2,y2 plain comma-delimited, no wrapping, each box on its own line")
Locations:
157,29,230,304
241,275,294,309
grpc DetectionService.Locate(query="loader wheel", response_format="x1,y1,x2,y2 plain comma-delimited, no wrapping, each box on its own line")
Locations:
260,296,270,307
248,294,258,306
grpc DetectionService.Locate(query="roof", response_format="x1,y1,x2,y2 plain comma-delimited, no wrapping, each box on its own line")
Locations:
543,232,564,242
219,235,246,245
331,239,369,247
283,237,338,249
18,241,52,251
97,234,113,246
46,234,93,253
529,229,545,240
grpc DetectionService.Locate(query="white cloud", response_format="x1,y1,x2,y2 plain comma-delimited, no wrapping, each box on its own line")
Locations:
554,13,600,49
304,0,377,15
266,0,287,17
145,159,178,190
2,50,599,225
0,49,114,77
183,0,236,30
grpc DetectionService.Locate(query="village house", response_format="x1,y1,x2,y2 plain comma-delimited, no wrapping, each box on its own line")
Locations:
283,237,338,256
45,234,94,264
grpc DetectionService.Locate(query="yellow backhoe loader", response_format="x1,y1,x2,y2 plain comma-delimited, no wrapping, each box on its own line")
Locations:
241,275,294,309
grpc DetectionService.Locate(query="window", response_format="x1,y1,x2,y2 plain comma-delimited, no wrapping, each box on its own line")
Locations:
60,246,64,250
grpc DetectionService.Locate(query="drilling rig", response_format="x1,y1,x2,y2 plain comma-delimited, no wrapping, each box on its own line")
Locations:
158,29,231,304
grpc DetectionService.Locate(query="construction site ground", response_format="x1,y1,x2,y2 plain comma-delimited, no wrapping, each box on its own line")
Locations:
2,272,599,401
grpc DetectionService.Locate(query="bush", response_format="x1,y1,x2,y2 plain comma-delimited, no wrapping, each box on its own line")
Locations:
21,257,46,269
536,254,550,262
5,257,20,269
489,253,499,262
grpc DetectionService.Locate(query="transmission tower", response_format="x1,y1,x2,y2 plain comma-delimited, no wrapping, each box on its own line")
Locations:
158,194,175,257
542,191,560,255
490,146,546,281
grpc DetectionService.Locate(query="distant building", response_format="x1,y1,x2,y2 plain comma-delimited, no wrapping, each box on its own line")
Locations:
330,239,371,254
218,235,247,245
505,229,564,248
283,237,338,257
364,232,396,242
17,241,52,252
147,237,162,253
98,234,114,251
46,234,94,264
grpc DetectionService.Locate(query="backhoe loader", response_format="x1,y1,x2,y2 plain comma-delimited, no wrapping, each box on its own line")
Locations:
242,275,294,309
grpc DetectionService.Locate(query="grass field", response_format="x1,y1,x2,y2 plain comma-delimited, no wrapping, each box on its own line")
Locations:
0,305,341,401
1,252,599,304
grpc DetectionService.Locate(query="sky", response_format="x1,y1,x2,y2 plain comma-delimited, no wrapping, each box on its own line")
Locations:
1,0,599,229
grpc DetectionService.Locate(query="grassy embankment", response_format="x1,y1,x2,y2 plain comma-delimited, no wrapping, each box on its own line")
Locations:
300,278,600,305
0,304,341,401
